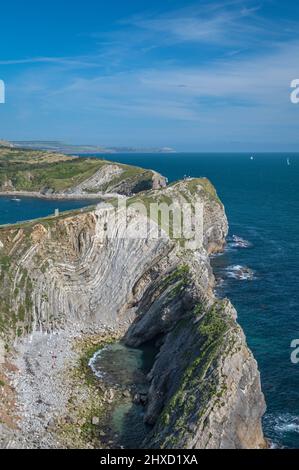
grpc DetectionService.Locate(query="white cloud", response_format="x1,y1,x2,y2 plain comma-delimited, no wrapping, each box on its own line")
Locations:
35,39,298,123
3,0,299,148
124,0,297,48
0,55,105,69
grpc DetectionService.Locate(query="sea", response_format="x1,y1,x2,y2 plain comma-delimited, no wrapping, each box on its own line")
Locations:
0,196,101,226
1,152,298,448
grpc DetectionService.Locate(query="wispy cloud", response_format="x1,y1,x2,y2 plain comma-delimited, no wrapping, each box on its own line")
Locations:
2,0,299,149
3,1,299,71
0,55,104,69
18,38,297,126
120,0,297,49
128,3,256,46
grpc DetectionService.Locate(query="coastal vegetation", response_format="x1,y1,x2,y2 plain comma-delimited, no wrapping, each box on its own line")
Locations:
0,152,266,450
0,147,159,195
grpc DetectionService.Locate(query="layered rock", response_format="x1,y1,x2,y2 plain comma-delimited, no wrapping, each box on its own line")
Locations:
0,147,167,196
0,175,266,449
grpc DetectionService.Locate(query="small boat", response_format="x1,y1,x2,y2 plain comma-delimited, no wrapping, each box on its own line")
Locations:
287,158,290,166
250,156,254,161
11,198,21,202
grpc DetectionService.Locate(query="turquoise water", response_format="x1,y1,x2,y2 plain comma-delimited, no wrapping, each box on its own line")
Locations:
89,342,156,448
1,152,299,447
89,341,157,387
87,152,299,449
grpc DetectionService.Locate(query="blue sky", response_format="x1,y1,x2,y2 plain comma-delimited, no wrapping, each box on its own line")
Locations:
1,0,299,151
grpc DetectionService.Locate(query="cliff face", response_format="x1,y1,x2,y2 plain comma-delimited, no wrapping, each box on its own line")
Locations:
0,176,266,449
0,148,166,196
133,298,266,449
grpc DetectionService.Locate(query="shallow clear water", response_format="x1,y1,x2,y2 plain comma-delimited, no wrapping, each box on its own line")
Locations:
89,341,156,388
89,342,156,448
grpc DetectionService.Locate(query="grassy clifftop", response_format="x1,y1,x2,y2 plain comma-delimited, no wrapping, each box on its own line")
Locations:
0,148,163,195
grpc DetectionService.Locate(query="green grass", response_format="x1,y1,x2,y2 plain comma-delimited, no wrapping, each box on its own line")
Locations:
168,178,222,206
0,148,154,194
153,301,232,447
0,158,107,192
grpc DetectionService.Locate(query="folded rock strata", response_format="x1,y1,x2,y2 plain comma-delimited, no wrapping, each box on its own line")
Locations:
0,171,266,449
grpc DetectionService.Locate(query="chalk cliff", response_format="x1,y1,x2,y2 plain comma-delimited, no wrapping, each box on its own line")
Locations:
0,147,166,196
0,170,266,449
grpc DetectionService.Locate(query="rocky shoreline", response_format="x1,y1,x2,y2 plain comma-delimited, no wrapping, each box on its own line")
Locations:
2,327,159,449
0,165,267,449
1,327,120,449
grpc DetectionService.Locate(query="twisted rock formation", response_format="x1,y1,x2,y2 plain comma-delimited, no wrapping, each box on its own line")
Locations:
0,172,266,449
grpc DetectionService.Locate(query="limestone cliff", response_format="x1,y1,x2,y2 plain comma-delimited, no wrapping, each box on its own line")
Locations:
0,147,166,196
0,172,266,449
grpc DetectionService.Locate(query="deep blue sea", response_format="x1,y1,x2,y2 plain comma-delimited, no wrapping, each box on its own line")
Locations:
1,152,299,448
0,196,101,226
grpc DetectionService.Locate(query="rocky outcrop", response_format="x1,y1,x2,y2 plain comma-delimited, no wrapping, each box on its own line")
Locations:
152,171,167,190
62,164,166,196
124,246,265,449
68,164,125,194
0,148,167,196
127,295,266,449
0,174,266,449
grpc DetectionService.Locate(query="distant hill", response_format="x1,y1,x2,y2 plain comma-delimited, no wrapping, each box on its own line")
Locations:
12,140,176,154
